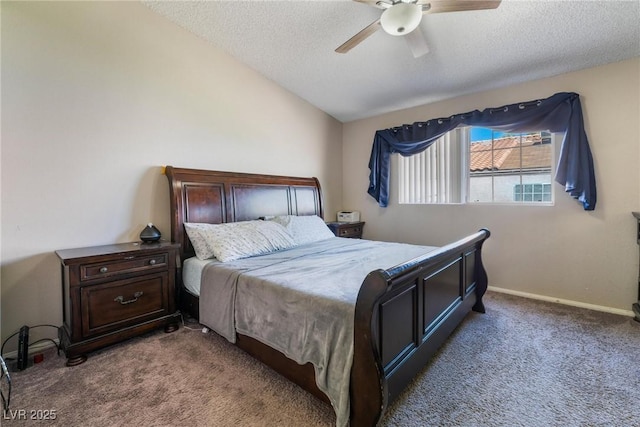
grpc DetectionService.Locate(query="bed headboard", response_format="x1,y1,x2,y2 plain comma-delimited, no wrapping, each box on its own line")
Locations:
165,166,324,260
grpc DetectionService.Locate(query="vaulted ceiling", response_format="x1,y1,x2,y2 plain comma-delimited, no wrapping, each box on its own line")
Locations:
144,0,640,122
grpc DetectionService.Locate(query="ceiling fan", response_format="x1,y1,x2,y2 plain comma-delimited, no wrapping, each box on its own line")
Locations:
336,0,502,58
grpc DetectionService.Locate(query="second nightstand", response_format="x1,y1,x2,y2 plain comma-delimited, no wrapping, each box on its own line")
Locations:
326,221,365,239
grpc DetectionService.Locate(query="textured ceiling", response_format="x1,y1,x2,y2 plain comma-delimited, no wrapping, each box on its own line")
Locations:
144,0,640,123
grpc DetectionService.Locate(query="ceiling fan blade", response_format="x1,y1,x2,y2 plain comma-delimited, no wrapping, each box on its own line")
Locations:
335,19,381,54
354,0,393,10
424,0,501,14
405,27,429,58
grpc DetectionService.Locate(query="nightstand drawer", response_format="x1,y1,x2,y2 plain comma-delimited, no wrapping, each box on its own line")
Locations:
337,225,362,238
327,221,365,239
80,253,168,281
81,273,168,337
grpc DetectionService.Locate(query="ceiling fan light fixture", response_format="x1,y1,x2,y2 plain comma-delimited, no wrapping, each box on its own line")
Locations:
380,3,422,36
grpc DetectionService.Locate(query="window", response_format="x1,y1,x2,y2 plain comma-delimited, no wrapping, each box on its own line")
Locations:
398,127,554,205
514,183,552,202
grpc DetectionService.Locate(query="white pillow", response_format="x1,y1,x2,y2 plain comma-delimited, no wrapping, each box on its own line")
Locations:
184,220,296,262
266,215,335,245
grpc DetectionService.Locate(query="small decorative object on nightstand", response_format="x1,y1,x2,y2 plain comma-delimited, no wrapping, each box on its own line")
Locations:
56,241,181,366
326,221,365,239
139,223,161,243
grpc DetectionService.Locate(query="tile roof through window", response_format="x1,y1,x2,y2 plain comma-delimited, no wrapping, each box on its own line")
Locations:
469,134,551,172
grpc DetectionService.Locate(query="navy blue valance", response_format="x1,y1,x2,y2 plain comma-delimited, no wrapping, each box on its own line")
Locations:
368,92,596,210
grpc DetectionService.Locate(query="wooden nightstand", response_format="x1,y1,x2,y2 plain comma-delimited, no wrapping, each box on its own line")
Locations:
56,241,181,366
326,221,365,239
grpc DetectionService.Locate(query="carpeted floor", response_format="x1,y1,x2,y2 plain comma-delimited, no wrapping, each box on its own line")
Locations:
4,292,639,426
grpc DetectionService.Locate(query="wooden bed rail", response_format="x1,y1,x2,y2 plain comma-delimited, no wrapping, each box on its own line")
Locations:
351,229,490,426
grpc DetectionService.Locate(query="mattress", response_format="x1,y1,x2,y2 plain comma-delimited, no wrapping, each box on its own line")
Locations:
182,256,214,296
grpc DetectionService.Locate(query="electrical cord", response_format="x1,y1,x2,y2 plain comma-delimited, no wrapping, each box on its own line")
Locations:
0,331,20,360
0,355,11,411
179,312,206,332
29,339,61,356
0,324,61,359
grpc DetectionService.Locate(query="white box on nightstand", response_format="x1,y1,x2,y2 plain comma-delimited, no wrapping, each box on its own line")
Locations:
337,211,360,222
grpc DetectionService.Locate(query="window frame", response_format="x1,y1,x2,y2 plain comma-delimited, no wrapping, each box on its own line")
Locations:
397,127,558,206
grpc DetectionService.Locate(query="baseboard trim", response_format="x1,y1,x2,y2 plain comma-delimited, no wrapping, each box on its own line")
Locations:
487,286,635,318
3,338,60,360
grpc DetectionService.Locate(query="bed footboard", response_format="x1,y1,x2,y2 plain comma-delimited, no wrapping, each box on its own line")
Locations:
350,229,490,426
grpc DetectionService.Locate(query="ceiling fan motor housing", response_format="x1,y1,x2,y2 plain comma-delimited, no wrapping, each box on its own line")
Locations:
380,3,423,35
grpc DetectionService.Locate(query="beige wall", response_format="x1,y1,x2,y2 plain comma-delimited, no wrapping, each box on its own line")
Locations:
0,2,343,349
343,58,640,313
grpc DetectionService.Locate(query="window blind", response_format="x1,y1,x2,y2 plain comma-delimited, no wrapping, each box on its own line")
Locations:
398,129,465,204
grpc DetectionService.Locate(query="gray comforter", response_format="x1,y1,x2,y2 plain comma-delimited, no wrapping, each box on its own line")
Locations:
198,237,437,427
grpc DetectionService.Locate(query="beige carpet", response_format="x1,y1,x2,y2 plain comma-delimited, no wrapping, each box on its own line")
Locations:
4,292,639,426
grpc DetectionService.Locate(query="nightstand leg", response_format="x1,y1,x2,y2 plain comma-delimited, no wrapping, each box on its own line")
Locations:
164,323,179,333
66,355,87,367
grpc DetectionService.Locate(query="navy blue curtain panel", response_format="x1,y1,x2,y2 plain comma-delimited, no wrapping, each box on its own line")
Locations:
367,92,596,210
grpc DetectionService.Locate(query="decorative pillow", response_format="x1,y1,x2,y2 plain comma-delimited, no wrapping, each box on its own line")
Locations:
184,220,296,262
266,215,335,246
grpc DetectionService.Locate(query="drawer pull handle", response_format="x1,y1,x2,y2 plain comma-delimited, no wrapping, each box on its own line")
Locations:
99,267,108,274
114,291,143,305
149,259,157,266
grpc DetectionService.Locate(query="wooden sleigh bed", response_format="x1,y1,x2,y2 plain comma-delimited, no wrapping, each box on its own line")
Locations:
165,165,490,426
